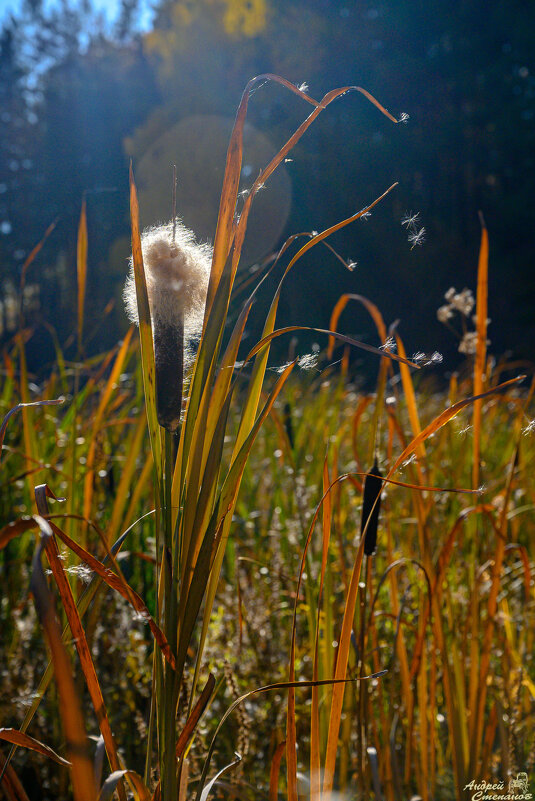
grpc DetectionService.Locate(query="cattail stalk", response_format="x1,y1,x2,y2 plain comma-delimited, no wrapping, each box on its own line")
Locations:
361,457,383,556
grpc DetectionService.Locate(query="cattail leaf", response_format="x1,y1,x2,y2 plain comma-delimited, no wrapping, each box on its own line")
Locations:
175,362,296,686
176,675,216,760
0,729,70,768
76,199,87,351
129,164,161,483
361,459,383,556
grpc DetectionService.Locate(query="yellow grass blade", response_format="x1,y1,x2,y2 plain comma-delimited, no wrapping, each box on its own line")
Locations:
82,327,133,526
129,163,161,484
396,334,426,460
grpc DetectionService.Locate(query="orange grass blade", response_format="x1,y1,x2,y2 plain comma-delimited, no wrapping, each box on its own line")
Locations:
395,334,426,460
389,375,525,476
1,517,42,549
77,199,87,351
472,215,489,489
0,729,70,767
269,741,286,801
310,456,333,800
30,518,96,801
176,675,216,759
328,294,387,359
0,750,31,801
42,508,177,672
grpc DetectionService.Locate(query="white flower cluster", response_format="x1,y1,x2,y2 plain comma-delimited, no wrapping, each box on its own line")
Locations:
437,286,491,355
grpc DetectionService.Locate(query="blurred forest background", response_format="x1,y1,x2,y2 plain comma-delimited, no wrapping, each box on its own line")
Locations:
1,0,534,377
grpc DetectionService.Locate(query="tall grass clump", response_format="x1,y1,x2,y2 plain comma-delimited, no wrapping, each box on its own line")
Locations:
1,75,534,801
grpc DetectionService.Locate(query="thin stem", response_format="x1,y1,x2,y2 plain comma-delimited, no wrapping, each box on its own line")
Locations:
172,164,177,245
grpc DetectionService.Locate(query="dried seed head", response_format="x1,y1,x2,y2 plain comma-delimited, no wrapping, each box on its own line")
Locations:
124,220,212,431
124,220,212,350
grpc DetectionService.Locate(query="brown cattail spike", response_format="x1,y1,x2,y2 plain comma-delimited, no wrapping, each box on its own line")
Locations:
361,457,383,556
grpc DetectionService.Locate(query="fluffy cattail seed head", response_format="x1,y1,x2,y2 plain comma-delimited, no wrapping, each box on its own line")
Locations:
124,220,212,345
124,220,212,431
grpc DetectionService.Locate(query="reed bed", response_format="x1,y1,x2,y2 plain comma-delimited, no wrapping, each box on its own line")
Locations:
1,76,534,801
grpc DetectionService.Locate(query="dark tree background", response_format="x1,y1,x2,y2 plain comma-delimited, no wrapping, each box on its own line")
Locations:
1,0,533,375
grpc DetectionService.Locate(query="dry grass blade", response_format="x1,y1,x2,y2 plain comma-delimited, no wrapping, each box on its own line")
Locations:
1,511,155,783
0,750,31,801
473,214,489,489
98,770,150,801
177,674,216,760
389,375,525,476
77,199,87,351
43,507,177,671
199,754,242,801
328,293,387,359
0,729,70,767
196,673,386,801
246,325,418,368
34,485,126,801
310,456,334,801
0,517,37,549
269,742,286,801
395,334,426,460
19,217,58,324
30,517,96,801
0,399,64,463
82,328,134,525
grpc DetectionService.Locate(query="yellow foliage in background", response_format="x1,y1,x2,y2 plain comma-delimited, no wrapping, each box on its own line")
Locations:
222,0,267,37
